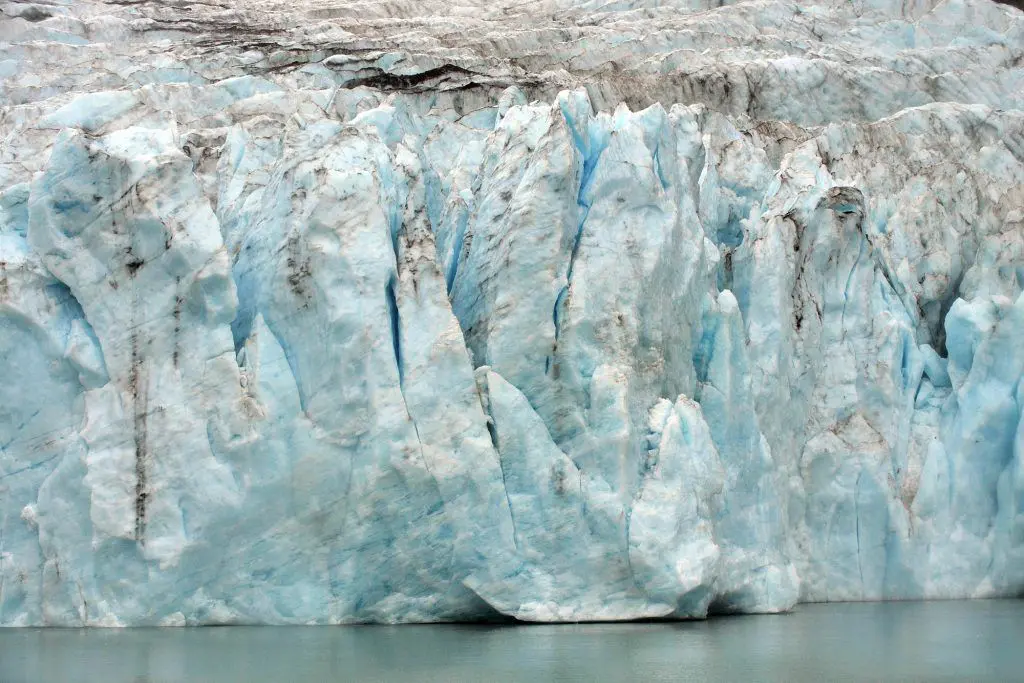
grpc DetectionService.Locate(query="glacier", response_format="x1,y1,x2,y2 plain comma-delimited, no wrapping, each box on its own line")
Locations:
1,0,1023,625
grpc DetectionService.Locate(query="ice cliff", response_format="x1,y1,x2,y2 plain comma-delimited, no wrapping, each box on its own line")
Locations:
1,0,1023,625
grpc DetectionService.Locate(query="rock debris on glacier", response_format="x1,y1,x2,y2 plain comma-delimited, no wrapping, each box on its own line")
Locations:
0,0,1023,625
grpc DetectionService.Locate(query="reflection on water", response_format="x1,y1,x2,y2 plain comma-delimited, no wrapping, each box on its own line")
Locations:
2,600,1023,682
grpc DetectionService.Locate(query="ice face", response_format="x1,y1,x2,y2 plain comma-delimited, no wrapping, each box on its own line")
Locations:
1,0,1023,625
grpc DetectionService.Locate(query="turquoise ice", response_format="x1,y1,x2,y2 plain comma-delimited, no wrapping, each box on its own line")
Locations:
1,0,1023,624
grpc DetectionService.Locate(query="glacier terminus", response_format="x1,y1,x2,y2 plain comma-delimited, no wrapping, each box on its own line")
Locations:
1,0,1023,625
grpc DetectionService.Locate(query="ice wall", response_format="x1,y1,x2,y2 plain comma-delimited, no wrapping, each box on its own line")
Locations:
1,0,1023,624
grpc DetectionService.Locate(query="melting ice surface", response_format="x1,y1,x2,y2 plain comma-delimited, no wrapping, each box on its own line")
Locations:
1,0,1024,625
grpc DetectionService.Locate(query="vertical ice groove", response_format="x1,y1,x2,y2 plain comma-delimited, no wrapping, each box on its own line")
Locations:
477,376,521,553
129,277,148,545
840,236,864,331
229,254,260,354
386,275,403,387
262,314,307,413
552,99,608,348
445,211,468,295
652,143,669,191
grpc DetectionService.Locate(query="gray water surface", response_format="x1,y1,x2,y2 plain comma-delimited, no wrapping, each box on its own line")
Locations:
2,601,1023,682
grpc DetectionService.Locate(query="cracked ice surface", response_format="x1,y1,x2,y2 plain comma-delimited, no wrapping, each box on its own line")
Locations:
1,0,1023,625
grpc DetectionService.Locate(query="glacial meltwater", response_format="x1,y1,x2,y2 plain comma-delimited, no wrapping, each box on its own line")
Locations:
2,601,1023,683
